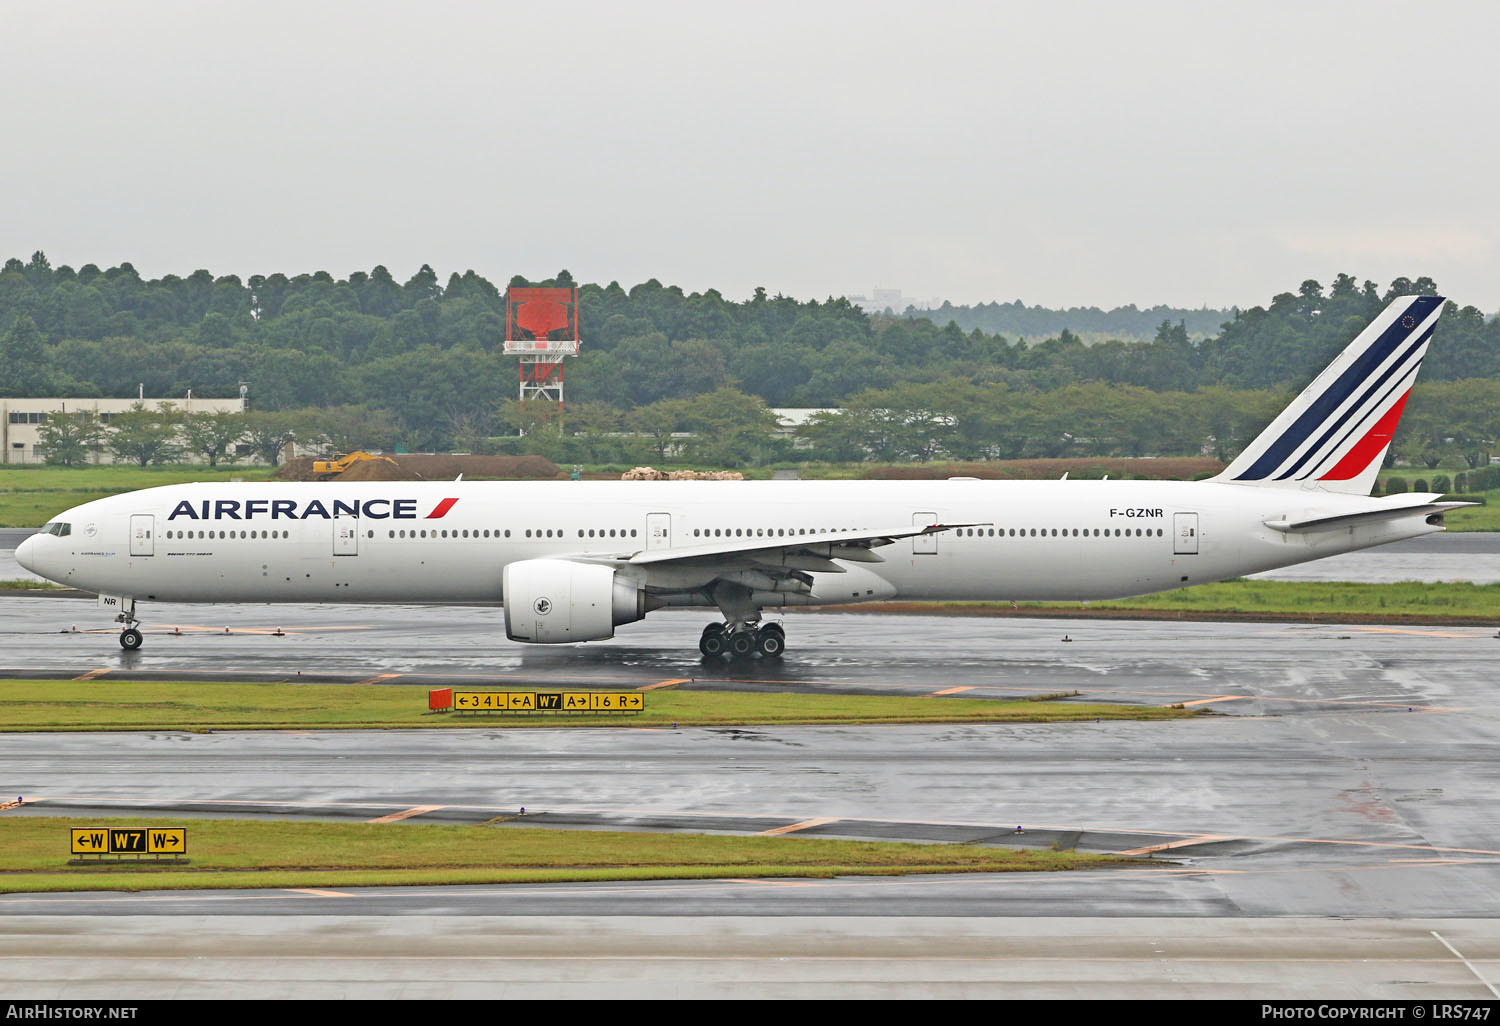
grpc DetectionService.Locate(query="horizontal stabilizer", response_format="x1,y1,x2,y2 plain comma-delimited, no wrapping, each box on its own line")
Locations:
1263,495,1475,533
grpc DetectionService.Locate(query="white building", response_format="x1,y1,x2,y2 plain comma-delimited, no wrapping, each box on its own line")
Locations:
845,288,938,314
1,396,246,465
770,408,835,447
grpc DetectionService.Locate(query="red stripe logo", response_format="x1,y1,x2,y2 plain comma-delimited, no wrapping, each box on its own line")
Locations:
1319,390,1410,481
425,497,460,519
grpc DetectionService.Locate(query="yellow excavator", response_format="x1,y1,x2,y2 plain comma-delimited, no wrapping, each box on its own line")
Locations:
312,451,398,477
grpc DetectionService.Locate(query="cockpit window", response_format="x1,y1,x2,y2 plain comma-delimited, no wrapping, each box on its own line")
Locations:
39,522,71,537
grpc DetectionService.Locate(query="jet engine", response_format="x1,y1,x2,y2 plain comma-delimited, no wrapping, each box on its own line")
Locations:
502,559,655,644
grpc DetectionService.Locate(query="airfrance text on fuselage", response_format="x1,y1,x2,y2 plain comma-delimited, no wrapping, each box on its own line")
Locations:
167,498,457,521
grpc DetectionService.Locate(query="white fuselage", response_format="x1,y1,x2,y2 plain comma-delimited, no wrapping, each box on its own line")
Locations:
16,479,1441,610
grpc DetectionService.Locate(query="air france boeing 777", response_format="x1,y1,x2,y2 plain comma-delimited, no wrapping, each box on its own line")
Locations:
16,295,1466,658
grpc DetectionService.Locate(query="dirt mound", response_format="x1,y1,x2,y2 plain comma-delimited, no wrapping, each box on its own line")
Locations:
272,454,563,482
861,458,1223,481
335,458,408,481
621,466,744,481
272,457,320,481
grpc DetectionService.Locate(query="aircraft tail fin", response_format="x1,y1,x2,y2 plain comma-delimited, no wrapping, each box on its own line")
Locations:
1214,295,1445,495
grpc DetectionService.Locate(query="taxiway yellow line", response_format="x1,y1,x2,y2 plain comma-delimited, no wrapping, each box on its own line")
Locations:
354,673,402,686
146,623,374,634
722,878,823,886
72,669,111,681
1115,834,1232,856
639,678,690,691
1345,626,1496,639
367,805,444,824
931,686,975,695
759,817,840,836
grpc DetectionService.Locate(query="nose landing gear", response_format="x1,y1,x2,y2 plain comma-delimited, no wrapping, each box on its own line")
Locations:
113,598,143,650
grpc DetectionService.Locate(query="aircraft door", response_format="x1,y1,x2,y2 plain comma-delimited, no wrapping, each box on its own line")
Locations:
333,514,359,556
646,513,671,551
130,514,154,557
1174,512,1199,555
912,512,938,554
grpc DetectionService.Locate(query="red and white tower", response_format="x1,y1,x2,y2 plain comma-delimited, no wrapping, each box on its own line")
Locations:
503,286,580,406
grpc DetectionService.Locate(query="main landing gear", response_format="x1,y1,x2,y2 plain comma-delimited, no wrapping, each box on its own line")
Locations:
700,621,785,660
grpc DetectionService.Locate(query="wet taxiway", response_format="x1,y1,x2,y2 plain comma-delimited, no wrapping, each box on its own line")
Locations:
4,551,1500,996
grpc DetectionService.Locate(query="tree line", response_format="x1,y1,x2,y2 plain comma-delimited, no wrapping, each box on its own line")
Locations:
2,252,1497,466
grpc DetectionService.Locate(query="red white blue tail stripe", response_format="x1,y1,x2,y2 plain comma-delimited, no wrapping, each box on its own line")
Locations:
1216,295,1445,495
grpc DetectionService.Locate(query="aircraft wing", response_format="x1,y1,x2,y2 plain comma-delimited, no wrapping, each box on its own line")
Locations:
624,521,983,570
552,522,978,582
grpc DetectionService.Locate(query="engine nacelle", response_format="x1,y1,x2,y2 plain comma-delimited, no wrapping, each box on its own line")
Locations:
503,559,652,644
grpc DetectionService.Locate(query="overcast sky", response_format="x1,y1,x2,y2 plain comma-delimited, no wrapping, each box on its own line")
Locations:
2,1,1497,311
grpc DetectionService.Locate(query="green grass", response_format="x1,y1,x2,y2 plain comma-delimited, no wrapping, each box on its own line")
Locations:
1441,487,1500,531
884,579,1500,622
1079,579,1500,619
0,816,1129,894
0,464,277,491
0,680,1194,732
0,491,120,527
0,464,275,527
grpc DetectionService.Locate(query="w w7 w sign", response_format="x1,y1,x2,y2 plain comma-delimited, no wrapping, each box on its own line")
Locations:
71,827,187,857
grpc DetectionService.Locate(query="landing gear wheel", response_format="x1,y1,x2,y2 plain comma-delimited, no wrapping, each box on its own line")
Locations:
119,627,143,651
755,626,785,658
699,628,728,658
728,631,756,658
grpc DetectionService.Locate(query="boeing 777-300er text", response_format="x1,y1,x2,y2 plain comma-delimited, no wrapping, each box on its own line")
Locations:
16,295,1467,659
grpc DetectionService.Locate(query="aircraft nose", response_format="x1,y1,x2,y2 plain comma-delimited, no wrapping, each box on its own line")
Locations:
15,535,38,574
